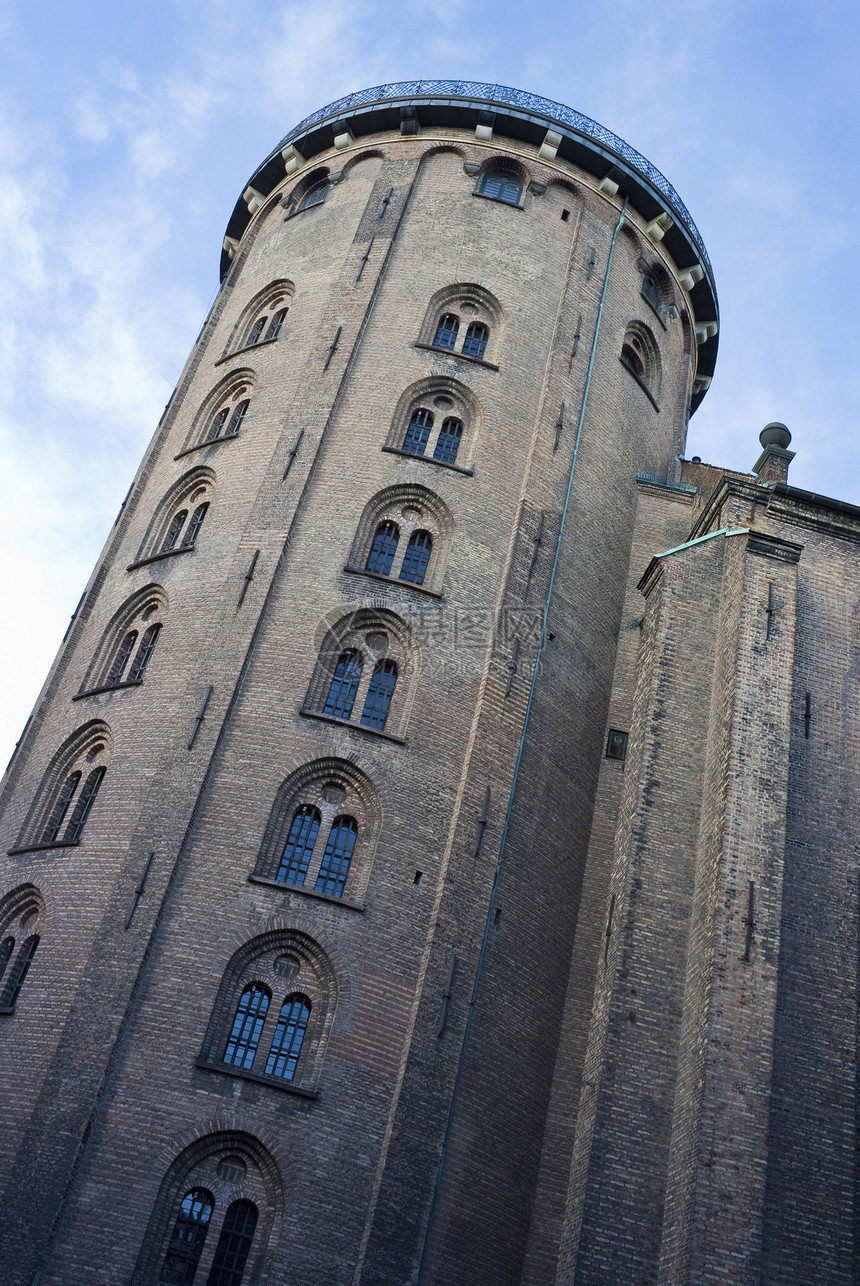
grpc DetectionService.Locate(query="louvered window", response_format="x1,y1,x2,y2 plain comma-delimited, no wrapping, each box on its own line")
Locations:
161,510,188,553
433,417,462,465
403,408,433,456
41,772,81,843
223,983,270,1069
323,649,363,720
399,531,432,586
266,309,287,340
265,995,311,1080
0,936,39,1009
366,521,400,576
433,314,459,350
206,1200,258,1286
205,407,230,443
276,806,321,886
298,182,329,210
183,502,209,547
462,322,489,360
161,1189,214,1286
315,817,358,898
106,631,138,685
64,766,105,843
478,172,522,205
128,624,161,683
360,659,398,731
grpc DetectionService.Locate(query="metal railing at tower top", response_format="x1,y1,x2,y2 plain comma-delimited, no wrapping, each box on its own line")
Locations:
276,80,713,278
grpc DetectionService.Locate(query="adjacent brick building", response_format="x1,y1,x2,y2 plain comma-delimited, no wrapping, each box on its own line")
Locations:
0,82,846,1285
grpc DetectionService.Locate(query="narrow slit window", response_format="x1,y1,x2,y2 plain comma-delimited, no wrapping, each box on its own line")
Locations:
0,935,39,1009
403,408,433,456
399,531,432,586
205,407,230,443
0,937,14,986
41,772,81,844
479,172,522,205
227,400,249,436
432,417,462,465
462,322,489,360
323,649,363,721
127,624,161,683
315,817,358,898
433,314,459,350
247,316,267,346
205,1199,258,1286
265,995,311,1080
183,502,209,547
360,659,398,731
161,1189,214,1286
276,806,321,886
161,509,188,553
366,521,400,576
64,766,105,843
223,983,270,1069
266,308,287,340
106,630,138,686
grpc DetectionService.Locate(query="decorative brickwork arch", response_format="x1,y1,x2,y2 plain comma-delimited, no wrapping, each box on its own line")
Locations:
341,147,386,173
419,281,503,366
305,607,420,740
79,584,168,695
15,721,111,851
131,1130,283,1286
223,280,295,358
348,484,454,595
0,884,45,1012
254,757,382,903
137,465,215,562
387,376,482,471
473,153,530,207
182,368,257,451
620,320,662,401
199,930,339,1094
281,165,331,215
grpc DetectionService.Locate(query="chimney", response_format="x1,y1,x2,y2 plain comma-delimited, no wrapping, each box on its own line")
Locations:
753,422,794,485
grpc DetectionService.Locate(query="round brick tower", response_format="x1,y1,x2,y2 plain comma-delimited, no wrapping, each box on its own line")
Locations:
0,82,717,1285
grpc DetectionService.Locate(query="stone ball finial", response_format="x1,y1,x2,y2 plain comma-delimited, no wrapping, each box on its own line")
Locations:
759,422,792,450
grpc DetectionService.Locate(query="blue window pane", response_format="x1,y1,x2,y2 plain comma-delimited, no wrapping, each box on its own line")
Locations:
360,659,398,731
315,817,358,898
399,531,432,586
366,521,400,576
432,417,462,465
161,1189,214,1286
479,172,522,204
223,983,270,1069
276,806,320,886
265,995,311,1080
433,313,459,349
462,323,488,360
323,649,363,720
403,408,433,456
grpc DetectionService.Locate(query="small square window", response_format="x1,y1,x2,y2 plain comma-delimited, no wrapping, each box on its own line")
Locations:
605,729,628,761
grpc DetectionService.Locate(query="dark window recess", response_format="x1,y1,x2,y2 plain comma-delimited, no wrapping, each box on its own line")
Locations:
128,623,161,683
106,630,138,686
41,771,81,843
223,983,270,1070
621,342,645,381
228,400,249,435
315,817,358,898
277,805,321,886
399,531,432,586
433,314,459,350
605,729,629,761
366,521,400,576
462,322,489,360
479,172,522,204
641,274,661,312
248,316,267,346
360,659,398,731
266,308,287,340
161,1189,214,1286
265,995,311,1080
298,182,329,211
206,1199,258,1286
161,509,188,553
205,407,230,443
0,936,14,985
183,502,209,547
323,649,363,720
64,766,105,843
0,935,39,1009
433,417,462,465
403,408,433,456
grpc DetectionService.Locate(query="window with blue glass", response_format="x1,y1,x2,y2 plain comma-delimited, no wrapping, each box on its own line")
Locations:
161,1189,214,1286
265,995,311,1080
360,660,398,731
402,407,433,456
478,171,522,205
223,983,270,1069
399,531,432,586
323,649,363,720
461,323,488,360
433,313,459,350
206,1200,258,1286
276,805,321,886
432,418,462,465
366,521,400,576
315,817,358,897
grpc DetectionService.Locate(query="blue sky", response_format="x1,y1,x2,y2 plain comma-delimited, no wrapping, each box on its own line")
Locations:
1,0,858,764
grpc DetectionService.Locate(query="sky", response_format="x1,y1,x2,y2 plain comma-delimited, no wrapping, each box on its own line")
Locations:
1,0,858,765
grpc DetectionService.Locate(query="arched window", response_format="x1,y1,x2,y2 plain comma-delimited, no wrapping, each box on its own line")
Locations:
161,1189,214,1285
161,509,188,553
620,321,661,397
247,315,267,347
403,408,433,456
315,817,358,897
105,631,138,686
462,322,488,360
0,887,44,1012
360,660,398,731
323,650,363,720
223,983,271,1070
184,502,209,546
0,935,39,1009
276,805,321,886
41,771,81,843
432,417,462,465
298,181,329,210
479,171,522,205
205,406,230,443
206,1200,258,1286
264,996,311,1080
0,936,14,984
83,587,166,694
399,531,433,586
18,723,111,852
433,314,459,350
63,767,106,844
127,623,161,683
365,521,400,576
138,470,214,564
